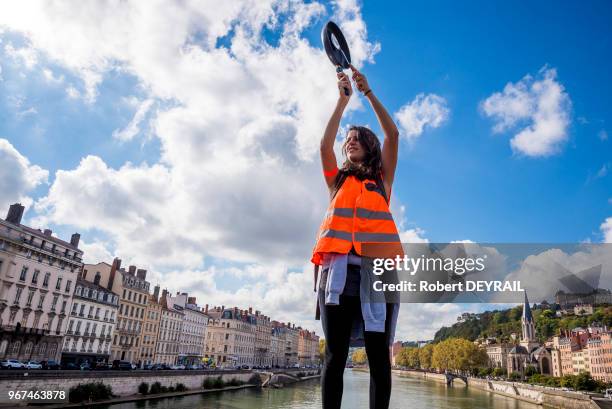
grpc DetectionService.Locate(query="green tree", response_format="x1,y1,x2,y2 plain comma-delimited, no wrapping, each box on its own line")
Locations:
418,344,434,370
319,339,326,362
352,348,367,365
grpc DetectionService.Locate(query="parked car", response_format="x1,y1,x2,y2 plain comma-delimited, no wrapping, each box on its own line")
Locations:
151,363,170,370
170,364,186,370
94,361,110,370
112,360,132,370
25,361,42,369
63,362,79,370
80,362,92,371
41,360,61,370
1,359,25,369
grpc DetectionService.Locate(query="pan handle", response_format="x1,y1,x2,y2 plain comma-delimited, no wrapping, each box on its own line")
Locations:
336,66,350,96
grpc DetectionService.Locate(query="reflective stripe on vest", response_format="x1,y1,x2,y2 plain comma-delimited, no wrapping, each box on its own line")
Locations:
354,232,400,243
319,229,352,242
355,208,394,220
326,207,393,220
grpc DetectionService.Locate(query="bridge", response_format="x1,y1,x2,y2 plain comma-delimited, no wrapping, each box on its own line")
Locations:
444,372,468,386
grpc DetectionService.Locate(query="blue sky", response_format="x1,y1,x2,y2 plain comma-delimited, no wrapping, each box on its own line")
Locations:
0,0,610,339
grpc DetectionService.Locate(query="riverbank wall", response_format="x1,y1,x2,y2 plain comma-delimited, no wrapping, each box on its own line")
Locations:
0,368,318,406
393,370,604,409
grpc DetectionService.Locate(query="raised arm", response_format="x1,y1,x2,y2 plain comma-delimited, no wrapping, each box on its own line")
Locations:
321,71,353,191
351,66,399,191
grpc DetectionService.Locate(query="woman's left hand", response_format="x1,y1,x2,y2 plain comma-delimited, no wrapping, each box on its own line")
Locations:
350,65,370,94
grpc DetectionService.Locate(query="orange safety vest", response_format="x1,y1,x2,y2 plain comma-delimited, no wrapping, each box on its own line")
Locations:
311,175,403,266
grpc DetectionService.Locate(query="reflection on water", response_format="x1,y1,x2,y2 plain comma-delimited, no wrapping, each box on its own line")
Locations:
101,370,542,409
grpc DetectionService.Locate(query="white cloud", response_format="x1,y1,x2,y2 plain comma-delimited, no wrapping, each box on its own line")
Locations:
395,303,482,341
602,218,612,243
394,93,449,141
0,1,425,334
596,163,610,179
481,66,571,157
599,129,608,141
0,138,48,212
42,68,64,84
112,98,154,142
4,43,38,69
80,240,114,265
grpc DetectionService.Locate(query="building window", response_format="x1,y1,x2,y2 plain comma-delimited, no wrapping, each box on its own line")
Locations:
51,295,58,311
94,272,101,285
95,307,100,319
79,304,85,316
19,266,28,281
9,341,21,355
32,269,40,284
75,286,82,296
68,320,74,332
14,287,23,304
65,280,71,292
61,301,66,313
55,277,62,290
26,290,35,307
43,272,50,287
37,294,46,309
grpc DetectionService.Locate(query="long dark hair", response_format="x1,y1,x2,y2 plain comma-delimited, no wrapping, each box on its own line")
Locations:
332,125,383,198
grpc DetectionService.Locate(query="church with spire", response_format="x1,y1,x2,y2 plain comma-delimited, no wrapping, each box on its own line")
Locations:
506,291,552,376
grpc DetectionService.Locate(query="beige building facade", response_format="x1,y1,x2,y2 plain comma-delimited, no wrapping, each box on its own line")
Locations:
61,276,119,365
166,292,207,366
139,286,162,366
0,203,83,362
83,258,150,365
154,290,183,365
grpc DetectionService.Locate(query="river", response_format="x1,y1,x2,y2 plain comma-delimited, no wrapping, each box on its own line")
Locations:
100,369,542,409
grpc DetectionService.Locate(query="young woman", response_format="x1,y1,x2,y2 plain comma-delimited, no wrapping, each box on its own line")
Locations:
312,66,401,409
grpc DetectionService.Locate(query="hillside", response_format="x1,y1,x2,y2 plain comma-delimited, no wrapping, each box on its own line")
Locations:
433,305,612,343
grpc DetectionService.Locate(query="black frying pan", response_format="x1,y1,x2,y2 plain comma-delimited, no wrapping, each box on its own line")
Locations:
322,21,352,95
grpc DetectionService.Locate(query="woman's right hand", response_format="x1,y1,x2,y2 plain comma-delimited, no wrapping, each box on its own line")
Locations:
337,71,352,103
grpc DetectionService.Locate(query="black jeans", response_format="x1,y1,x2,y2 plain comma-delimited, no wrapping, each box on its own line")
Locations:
319,289,393,409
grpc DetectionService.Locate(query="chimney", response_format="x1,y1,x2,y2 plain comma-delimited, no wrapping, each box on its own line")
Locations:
188,297,196,305
128,265,136,275
221,305,224,310
205,304,209,313
249,307,252,314
70,233,80,248
136,269,147,279
162,289,168,298
153,285,160,301
5,203,25,225
43,229,52,236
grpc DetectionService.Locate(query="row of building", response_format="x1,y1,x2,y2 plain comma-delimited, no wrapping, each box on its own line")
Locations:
0,203,320,368
482,292,612,382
